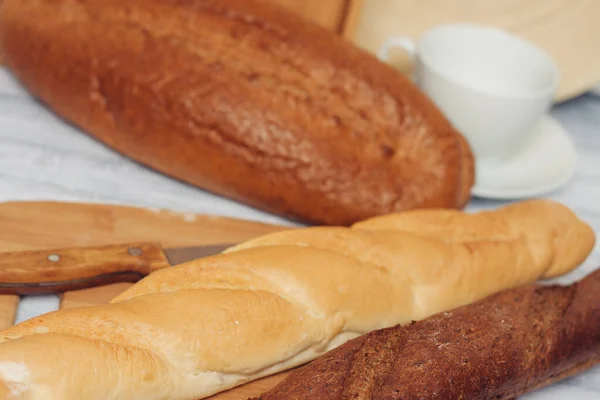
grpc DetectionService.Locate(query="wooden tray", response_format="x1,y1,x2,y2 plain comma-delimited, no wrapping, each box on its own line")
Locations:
342,0,600,102
0,200,296,399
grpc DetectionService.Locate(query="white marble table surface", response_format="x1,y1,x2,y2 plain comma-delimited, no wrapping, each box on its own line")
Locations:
0,66,599,398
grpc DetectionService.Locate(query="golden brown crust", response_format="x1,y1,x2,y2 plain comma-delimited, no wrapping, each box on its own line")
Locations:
255,268,600,400
0,0,474,225
0,200,594,399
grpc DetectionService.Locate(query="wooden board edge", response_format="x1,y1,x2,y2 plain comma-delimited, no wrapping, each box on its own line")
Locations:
0,295,18,330
340,0,365,40
0,199,285,228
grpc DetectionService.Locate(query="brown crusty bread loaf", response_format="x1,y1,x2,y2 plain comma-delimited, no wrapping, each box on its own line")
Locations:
0,0,475,226
0,200,594,399
254,268,600,400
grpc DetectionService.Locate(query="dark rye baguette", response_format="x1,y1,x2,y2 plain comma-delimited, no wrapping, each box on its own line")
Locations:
254,268,600,400
0,0,474,226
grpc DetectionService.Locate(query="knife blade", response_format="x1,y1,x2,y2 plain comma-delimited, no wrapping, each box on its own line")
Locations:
0,242,237,295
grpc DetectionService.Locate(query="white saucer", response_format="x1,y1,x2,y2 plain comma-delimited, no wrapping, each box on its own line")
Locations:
471,115,578,199
591,82,600,97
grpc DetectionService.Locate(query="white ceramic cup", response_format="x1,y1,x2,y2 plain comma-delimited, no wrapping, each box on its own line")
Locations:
377,23,561,163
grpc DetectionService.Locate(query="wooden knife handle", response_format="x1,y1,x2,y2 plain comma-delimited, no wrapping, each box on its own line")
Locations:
0,242,171,295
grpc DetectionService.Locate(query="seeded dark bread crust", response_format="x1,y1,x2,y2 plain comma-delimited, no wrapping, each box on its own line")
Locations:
0,0,474,225
254,268,600,400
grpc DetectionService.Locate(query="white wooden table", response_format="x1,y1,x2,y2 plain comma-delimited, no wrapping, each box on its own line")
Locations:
1,67,599,398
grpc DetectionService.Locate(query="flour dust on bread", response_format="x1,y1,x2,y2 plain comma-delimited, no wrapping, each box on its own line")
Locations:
0,0,474,226
0,200,594,399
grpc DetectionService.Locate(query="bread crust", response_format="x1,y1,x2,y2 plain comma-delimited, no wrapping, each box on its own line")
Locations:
0,200,594,399
0,0,474,225
254,268,600,400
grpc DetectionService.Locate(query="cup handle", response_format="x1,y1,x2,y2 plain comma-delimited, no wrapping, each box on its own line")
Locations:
376,36,417,63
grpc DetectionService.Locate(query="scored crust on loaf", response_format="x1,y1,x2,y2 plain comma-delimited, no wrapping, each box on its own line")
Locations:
253,268,600,399
0,199,595,400
0,0,474,225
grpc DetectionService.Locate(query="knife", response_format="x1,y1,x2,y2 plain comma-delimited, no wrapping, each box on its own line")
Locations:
0,242,237,295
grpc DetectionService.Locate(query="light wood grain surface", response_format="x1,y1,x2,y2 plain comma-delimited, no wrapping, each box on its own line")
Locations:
0,294,17,330
0,200,294,399
342,0,600,102
340,0,365,39
0,200,289,319
272,0,350,32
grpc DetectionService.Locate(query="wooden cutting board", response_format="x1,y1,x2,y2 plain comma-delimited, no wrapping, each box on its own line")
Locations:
342,0,600,102
0,200,297,399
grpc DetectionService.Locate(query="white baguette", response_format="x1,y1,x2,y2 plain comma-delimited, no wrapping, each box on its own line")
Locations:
0,199,595,400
